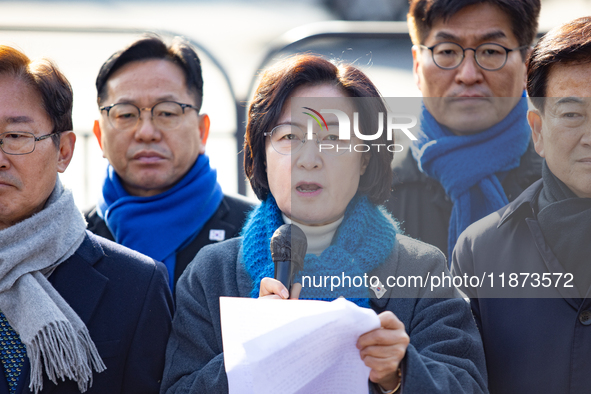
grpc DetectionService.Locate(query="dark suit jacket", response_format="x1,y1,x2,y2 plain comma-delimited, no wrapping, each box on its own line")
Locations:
84,194,255,287
0,231,173,394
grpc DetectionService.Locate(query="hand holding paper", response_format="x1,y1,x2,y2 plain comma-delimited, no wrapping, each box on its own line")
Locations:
357,311,408,391
220,297,382,394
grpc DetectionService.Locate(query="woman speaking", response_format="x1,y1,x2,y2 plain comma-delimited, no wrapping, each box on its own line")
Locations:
161,55,487,394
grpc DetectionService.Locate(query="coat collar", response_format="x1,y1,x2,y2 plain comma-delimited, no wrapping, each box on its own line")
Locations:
391,147,428,185
498,179,543,228
497,179,583,304
49,232,109,323
210,197,236,232
511,139,544,182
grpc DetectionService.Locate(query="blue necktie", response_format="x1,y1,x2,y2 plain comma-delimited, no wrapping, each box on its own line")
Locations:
0,312,25,394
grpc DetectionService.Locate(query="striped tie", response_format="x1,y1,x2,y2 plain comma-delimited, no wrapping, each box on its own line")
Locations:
0,312,25,394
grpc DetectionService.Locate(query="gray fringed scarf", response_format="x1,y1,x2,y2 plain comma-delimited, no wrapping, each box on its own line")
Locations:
0,180,106,393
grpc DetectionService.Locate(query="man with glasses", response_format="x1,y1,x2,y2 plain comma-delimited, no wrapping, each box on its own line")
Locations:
385,0,542,259
0,45,172,394
86,36,253,291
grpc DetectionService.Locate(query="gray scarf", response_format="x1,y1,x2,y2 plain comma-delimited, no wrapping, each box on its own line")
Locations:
0,179,106,393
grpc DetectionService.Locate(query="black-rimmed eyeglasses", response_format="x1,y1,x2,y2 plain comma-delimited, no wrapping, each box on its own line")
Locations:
0,131,58,155
100,101,199,132
420,42,529,71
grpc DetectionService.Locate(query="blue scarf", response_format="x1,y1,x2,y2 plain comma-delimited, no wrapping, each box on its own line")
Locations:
97,154,223,289
411,98,530,257
241,194,400,308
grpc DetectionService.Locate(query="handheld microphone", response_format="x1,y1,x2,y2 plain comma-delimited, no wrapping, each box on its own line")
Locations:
270,224,307,292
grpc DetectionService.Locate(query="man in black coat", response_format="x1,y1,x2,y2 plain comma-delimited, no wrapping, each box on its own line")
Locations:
452,17,591,393
0,45,172,394
86,36,254,291
386,0,542,259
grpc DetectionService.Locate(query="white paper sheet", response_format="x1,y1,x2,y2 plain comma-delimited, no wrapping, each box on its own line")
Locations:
220,297,381,394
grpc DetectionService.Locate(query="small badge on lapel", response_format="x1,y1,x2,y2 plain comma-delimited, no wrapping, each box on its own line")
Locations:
209,229,226,242
370,279,387,299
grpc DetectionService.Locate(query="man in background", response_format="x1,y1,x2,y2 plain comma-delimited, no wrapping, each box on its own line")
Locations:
86,36,253,290
386,0,542,258
452,17,591,392
0,45,172,394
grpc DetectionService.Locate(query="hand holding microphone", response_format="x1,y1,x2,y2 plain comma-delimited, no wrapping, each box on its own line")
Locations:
259,224,307,300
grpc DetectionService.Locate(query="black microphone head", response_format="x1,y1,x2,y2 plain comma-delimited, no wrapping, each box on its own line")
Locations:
270,224,307,270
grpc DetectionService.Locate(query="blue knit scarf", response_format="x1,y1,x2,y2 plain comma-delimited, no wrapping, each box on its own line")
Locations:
97,154,223,289
411,98,530,257
241,194,400,308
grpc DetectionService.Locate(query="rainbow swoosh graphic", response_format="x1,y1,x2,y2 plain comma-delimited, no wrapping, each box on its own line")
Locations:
302,107,328,131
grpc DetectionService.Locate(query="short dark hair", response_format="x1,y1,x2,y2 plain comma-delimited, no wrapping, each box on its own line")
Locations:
96,35,204,110
408,0,541,59
244,54,392,205
0,45,73,147
528,17,591,112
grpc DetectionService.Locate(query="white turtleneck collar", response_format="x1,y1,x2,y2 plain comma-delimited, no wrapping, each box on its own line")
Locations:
282,213,344,256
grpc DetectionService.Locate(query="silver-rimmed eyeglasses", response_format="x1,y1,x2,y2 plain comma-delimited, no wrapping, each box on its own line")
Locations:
420,42,529,71
0,131,57,155
264,124,351,156
99,101,198,132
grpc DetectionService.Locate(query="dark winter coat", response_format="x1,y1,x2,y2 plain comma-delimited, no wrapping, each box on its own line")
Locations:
162,235,488,394
452,180,591,393
2,232,173,394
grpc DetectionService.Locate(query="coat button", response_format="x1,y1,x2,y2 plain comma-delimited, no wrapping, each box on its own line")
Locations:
579,310,591,325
